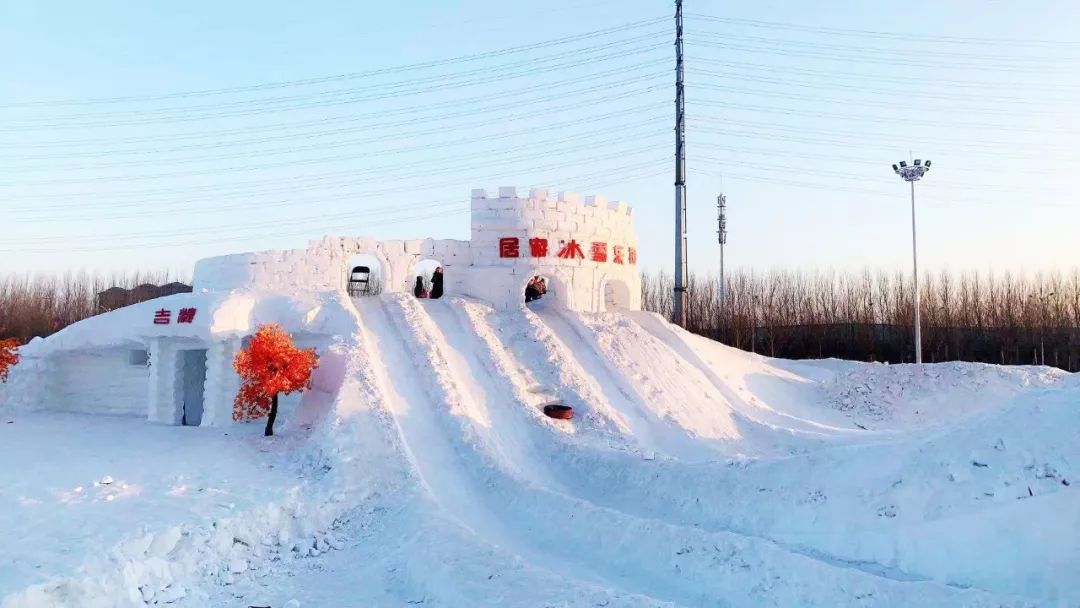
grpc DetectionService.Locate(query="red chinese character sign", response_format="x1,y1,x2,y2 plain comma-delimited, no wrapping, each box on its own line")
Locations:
590,242,607,263
499,237,520,258
529,238,548,258
153,309,171,325
494,236,635,265
178,308,197,324
557,240,585,260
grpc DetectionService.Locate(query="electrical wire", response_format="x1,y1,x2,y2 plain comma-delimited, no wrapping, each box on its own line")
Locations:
1,16,670,108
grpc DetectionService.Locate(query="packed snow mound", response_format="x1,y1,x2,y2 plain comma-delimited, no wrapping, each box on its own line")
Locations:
819,360,1066,429
16,290,354,359
3,293,1077,607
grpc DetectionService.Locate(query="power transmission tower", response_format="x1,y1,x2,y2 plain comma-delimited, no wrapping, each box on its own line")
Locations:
673,0,689,326
717,194,727,305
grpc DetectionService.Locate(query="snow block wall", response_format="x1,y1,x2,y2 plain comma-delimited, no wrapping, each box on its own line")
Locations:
47,349,150,417
468,186,640,312
0,354,46,411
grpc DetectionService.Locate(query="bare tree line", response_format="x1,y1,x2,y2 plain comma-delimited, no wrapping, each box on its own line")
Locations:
5,268,1079,370
642,269,1080,371
0,271,189,344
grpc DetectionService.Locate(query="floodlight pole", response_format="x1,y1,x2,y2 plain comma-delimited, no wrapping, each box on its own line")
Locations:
909,179,922,365
893,159,931,364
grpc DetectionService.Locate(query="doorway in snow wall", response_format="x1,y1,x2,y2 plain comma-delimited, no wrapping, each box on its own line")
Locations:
523,274,567,309
179,349,207,426
346,253,384,297
603,278,632,311
412,258,443,298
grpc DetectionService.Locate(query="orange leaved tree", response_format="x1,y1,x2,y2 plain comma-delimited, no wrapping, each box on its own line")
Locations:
233,324,318,436
0,338,19,383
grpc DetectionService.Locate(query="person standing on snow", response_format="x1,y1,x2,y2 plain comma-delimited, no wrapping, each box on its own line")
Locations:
413,276,428,298
429,266,444,299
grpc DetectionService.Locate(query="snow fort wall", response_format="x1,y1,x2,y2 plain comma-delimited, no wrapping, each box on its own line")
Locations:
0,353,47,411
321,236,471,296
468,186,641,312
192,249,341,294
45,348,150,417
193,238,473,297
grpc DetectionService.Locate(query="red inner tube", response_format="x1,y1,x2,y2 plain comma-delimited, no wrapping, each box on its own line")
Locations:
543,404,574,420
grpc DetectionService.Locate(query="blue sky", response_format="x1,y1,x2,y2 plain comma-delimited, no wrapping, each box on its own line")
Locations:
2,0,1077,277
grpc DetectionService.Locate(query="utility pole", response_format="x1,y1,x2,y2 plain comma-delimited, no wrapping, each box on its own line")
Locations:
892,159,932,364
673,0,689,327
717,194,727,305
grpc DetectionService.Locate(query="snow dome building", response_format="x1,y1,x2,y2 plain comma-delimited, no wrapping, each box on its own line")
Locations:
4,187,641,428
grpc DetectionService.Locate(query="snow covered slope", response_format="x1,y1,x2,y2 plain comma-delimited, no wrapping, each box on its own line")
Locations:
2,294,1075,607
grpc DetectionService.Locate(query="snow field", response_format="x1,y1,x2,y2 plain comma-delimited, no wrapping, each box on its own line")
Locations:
3,293,1076,606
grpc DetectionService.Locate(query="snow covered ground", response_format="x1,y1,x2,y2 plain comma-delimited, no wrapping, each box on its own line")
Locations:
2,294,1076,607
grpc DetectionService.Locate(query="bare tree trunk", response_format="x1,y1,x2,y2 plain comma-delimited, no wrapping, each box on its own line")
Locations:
265,393,279,437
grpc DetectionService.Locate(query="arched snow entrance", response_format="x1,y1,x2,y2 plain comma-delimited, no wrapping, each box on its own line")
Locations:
523,273,569,309
345,253,384,297
411,258,444,298
603,278,632,311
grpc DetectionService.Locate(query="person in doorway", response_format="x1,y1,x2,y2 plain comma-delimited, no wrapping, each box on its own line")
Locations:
429,266,444,299
413,276,428,299
525,276,541,303
537,278,548,297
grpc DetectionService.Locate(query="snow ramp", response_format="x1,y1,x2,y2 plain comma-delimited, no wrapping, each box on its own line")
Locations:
290,293,1036,607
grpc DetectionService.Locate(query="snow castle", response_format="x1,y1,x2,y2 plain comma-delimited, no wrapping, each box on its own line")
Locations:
4,187,641,428
194,186,640,312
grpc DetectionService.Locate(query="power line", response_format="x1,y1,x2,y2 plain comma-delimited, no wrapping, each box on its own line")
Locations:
3,164,669,252
690,115,1072,152
689,122,1080,160
691,57,1080,92
5,70,667,150
11,104,668,171
14,158,670,223
684,13,1080,48
692,166,1078,210
2,48,669,130
688,67,1072,107
1,17,670,108
686,39,1076,73
687,99,1075,136
687,82,1073,118
5,34,669,124
4,141,669,216
689,30,1079,64
0,123,670,187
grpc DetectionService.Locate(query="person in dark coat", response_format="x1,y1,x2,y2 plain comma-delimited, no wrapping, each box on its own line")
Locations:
429,266,444,299
525,276,541,303
413,276,428,298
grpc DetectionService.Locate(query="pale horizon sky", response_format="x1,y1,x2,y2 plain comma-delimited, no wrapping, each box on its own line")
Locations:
2,0,1078,279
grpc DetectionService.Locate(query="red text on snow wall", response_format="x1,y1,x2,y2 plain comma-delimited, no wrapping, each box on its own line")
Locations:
153,308,197,325
498,237,635,265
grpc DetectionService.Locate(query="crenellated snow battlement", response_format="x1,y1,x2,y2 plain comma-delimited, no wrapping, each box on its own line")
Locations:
470,186,633,239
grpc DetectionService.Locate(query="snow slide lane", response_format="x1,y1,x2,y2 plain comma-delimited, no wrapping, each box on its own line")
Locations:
530,304,717,461
356,295,998,606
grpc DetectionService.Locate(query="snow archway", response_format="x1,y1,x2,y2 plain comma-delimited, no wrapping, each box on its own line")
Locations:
345,253,386,297
603,277,632,311
522,272,571,309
